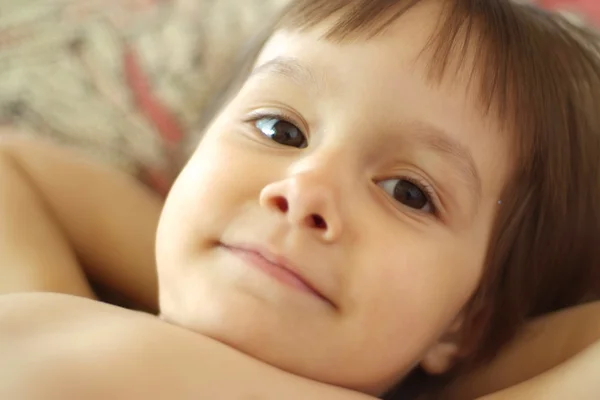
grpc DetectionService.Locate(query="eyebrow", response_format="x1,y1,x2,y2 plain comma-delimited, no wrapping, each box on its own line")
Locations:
409,122,482,199
250,56,321,90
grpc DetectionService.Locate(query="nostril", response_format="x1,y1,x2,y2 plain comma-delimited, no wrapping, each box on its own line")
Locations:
273,196,289,212
311,214,327,230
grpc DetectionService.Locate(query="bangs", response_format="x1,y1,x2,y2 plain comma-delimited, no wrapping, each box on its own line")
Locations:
277,0,600,168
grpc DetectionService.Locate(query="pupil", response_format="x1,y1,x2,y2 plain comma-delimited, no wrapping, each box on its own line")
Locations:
272,121,304,147
258,118,307,148
394,180,427,209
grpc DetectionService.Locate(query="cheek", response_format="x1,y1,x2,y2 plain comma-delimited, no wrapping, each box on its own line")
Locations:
350,231,484,339
326,233,485,392
161,143,239,235
157,124,278,257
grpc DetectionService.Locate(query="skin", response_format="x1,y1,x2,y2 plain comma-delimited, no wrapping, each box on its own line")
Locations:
0,2,599,399
156,2,510,395
0,293,374,400
0,126,599,399
0,136,160,309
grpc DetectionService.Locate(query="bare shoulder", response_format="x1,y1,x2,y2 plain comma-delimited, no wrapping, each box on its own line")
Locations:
0,293,189,399
0,292,191,365
0,292,212,359
0,293,373,400
0,293,162,372
0,291,137,315
0,292,154,336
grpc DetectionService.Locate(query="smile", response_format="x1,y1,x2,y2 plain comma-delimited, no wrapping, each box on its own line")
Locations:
220,243,329,303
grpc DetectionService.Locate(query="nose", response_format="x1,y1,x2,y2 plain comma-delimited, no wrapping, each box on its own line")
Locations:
259,171,344,242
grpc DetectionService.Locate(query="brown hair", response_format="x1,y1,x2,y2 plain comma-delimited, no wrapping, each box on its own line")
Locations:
204,0,600,397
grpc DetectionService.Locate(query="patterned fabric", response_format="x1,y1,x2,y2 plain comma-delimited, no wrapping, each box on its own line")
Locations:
538,0,600,25
0,0,289,195
0,0,596,196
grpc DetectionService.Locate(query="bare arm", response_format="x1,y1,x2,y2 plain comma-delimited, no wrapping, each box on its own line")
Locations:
0,134,162,310
446,302,600,399
0,292,375,400
479,340,600,400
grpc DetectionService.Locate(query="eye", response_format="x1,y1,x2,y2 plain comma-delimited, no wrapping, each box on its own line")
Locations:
255,117,308,148
379,178,434,213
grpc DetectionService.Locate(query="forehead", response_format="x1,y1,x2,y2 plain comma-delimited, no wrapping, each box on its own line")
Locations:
257,1,486,107
261,0,438,61
254,3,498,131
271,0,536,136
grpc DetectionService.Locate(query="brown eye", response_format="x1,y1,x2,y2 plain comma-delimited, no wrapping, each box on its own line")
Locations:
379,179,433,213
255,117,308,148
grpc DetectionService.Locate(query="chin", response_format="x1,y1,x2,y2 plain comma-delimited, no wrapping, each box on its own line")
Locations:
161,292,407,396
160,285,271,339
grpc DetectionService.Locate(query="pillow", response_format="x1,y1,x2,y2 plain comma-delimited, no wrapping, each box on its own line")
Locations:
0,0,290,196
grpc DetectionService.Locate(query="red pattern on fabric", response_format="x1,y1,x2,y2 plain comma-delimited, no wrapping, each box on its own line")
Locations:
123,45,185,145
538,0,600,22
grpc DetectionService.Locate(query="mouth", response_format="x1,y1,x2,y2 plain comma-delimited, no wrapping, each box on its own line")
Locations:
220,243,330,304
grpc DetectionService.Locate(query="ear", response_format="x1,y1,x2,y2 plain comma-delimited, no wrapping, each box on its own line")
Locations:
420,315,465,375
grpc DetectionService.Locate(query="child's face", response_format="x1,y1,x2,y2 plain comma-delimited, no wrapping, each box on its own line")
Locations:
157,3,511,394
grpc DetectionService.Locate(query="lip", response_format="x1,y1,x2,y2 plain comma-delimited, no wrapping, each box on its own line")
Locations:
221,243,330,303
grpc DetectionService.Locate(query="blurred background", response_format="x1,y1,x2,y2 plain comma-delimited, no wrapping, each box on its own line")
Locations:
0,0,597,196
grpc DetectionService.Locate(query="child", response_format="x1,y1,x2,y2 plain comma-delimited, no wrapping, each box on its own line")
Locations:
1,0,600,399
